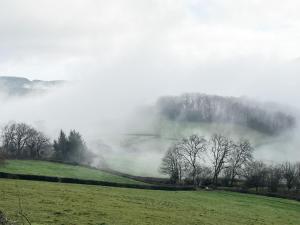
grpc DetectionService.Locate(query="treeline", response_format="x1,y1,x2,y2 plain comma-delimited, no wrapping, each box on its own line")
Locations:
0,122,93,165
157,93,295,135
160,134,300,194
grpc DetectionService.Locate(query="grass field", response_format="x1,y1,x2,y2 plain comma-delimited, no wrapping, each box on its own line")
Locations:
0,179,299,225
0,160,144,185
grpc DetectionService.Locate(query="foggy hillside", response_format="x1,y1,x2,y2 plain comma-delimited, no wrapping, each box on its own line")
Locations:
91,94,299,176
156,93,296,135
0,76,66,97
0,78,299,176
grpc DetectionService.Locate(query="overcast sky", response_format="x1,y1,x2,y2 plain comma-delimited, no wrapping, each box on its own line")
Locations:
1,0,300,105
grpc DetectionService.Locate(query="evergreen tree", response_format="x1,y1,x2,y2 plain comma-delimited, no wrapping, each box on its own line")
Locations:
53,129,88,164
68,130,87,163
53,130,69,161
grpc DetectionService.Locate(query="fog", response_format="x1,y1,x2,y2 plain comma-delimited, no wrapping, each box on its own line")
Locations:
1,0,300,175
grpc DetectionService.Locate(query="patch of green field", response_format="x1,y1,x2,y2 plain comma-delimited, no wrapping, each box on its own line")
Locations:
0,179,299,225
0,160,144,185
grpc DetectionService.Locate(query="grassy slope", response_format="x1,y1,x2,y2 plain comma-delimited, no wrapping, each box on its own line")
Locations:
0,179,299,225
0,160,144,185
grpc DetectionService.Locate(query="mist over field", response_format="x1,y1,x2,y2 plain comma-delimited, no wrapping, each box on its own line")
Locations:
1,71,300,176
1,0,300,176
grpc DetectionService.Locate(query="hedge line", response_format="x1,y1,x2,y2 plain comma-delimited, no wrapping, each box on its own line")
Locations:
0,172,194,191
218,187,300,202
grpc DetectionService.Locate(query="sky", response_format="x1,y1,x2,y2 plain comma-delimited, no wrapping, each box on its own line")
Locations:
0,1,299,74
1,0,300,173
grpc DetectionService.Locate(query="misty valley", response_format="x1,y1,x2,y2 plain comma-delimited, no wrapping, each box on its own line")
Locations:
0,79,300,225
1,2,300,224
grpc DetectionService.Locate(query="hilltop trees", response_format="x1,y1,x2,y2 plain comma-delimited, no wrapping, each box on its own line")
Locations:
157,93,295,135
53,130,91,164
0,122,92,165
0,122,50,159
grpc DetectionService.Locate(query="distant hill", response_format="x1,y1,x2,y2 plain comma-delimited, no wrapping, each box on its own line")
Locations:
156,93,296,135
0,76,66,96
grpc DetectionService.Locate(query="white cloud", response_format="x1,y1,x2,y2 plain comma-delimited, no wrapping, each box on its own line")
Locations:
0,0,300,80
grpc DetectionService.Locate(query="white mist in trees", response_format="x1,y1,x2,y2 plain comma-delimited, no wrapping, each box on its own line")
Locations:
157,93,296,135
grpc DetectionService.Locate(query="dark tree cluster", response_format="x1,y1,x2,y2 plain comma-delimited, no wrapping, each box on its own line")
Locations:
160,134,253,187
160,134,300,195
0,122,93,165
244,161,300,193
53,130,93,164
0,122,50,159
157,93,295,135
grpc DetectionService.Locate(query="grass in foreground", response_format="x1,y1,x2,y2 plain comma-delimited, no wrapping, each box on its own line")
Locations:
0,179,299,225
0,160,144,185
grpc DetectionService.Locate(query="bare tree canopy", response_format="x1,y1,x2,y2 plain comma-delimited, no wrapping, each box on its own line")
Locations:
177,135,207,186
243,161,268,192
1,122,50,159
266,165,282,192
209,134,233,185
226,139,253,185
282,162,298,191
160,145,184,184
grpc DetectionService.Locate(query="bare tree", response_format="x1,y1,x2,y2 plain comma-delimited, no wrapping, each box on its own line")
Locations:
226,139,253,186
1,123,17,156
282,162,297,191
1,122,50,159
177,135,207,186
209,134,233,186
26,131,50,159
160,145,184,184
195,165,212,187
14,123,33,157
266,165,282,192
243,161,268,192
296,162,300,188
